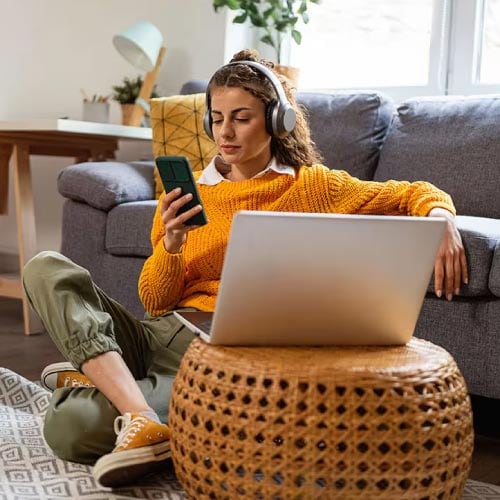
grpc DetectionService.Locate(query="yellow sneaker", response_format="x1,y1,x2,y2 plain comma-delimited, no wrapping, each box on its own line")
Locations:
93,412,171,488
40,361,94,392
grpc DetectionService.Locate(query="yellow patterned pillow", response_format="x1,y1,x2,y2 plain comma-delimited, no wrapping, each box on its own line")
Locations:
150,94,218,199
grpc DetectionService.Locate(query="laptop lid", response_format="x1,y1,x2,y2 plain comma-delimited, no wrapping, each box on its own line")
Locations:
180,211,446,346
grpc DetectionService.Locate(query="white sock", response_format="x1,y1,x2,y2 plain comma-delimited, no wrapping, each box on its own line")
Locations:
138,409,161,423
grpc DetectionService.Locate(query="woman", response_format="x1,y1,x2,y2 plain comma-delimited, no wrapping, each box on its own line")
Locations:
22,49,467,489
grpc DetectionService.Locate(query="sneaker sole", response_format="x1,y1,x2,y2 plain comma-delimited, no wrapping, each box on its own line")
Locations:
40,361,76,391
93,440,171,488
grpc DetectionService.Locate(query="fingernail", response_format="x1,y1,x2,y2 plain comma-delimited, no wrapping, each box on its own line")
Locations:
447,293,452,301
436,290,442,298
464,278,469,284
455,288,460,295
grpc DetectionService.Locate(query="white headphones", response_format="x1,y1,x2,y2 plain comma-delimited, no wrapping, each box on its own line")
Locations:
203,60,297,140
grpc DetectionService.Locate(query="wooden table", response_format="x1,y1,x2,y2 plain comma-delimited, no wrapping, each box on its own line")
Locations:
0,119,152,335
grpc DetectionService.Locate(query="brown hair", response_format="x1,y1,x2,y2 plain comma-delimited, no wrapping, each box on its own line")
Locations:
207,49,323,167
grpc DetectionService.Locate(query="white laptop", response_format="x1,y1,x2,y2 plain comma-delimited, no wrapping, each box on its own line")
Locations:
174,211,446,346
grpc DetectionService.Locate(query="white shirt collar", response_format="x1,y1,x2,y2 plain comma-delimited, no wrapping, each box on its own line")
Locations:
197,155,295,185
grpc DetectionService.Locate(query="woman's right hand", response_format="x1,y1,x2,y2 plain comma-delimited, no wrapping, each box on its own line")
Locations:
161,188,204,254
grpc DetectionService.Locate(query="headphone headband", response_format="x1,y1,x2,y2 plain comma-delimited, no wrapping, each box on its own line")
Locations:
203,60,297,140
225,60,290,104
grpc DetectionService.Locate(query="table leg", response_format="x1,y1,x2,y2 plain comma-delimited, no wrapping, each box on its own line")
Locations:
12,144,43,335
0,144,12,214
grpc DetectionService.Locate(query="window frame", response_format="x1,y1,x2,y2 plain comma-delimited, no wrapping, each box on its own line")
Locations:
242,0,500,99
446,0,500,95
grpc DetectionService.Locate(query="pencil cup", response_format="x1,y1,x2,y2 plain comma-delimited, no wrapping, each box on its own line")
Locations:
82,102,110,123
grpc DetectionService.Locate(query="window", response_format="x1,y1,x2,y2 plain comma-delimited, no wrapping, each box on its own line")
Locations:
256,0,500,99
477,0,500,83
292,0,435,88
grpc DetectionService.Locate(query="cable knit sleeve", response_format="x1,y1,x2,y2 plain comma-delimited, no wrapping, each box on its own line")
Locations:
325,169,456,216
138,193,186,316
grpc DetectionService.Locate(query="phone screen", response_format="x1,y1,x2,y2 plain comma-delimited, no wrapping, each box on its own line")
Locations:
155,156,207,226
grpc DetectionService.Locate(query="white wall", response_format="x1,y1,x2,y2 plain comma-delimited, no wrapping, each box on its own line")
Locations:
0,0,228,262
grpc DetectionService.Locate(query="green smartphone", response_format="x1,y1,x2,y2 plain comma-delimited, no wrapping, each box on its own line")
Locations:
155,155,208,226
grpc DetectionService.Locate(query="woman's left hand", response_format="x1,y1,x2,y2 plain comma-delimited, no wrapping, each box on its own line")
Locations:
428,208,468,300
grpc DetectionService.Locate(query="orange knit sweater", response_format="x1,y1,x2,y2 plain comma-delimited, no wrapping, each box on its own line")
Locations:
138,165,455,316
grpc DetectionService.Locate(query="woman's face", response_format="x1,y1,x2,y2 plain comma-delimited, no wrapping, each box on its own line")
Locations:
210,86,272,176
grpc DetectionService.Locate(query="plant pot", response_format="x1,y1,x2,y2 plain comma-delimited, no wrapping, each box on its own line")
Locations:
120,104,135,126
274,64,300,88
82,102,110,123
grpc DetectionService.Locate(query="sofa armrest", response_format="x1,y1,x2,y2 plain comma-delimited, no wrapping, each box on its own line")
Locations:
57,161,155,211
456,216,500,297
424,215,500,297
179,79,208,95
491,241,500,297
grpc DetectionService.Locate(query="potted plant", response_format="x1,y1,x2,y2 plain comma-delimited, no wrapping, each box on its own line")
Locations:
112,76,159,125
213,0,321,85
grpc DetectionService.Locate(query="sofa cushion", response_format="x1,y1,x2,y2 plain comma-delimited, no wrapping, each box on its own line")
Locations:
297,91,394,180
375,95,500,218
105,201,156,257
150,94,218,199
426,216,500,297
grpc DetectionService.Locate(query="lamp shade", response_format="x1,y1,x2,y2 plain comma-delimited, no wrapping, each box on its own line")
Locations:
113,21,164,72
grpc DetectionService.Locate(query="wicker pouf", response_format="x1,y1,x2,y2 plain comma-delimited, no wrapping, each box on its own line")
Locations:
169,337,473,499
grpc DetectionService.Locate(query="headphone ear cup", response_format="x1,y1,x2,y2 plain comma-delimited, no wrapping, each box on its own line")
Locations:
265,99,296,138
276,102,297,138
265,100,278,136
203,106,214,141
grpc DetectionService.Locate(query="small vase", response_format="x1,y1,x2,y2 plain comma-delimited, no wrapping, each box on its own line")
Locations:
274,64,300,88
121,104,135,126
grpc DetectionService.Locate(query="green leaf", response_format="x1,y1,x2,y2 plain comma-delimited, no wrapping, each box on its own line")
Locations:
291,29,302,45
226,0,241,9
301,11,309,23
260,34,275,48
249,13,266,27
263,6,275,19
247,1,259,14
233,12,247,23
298,2,307,14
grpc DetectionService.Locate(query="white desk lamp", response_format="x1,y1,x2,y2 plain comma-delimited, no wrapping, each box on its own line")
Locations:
113,21,166,127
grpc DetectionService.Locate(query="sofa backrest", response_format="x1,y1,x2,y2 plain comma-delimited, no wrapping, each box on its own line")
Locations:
297,91,394,180
180,80,394,181
375,96,500,218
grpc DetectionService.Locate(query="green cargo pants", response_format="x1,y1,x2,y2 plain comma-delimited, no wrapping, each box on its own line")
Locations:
22,251,196,465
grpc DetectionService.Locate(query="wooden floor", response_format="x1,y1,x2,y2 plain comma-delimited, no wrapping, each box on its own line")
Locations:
0,297,499,486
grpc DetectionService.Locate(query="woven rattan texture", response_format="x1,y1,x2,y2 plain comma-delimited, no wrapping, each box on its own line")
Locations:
169,338,473,499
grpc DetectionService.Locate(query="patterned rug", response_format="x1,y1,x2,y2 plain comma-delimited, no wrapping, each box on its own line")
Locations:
0,367,184,499
1,367,499,500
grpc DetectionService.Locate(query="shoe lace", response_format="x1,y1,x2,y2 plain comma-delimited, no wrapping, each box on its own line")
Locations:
114,413,147,447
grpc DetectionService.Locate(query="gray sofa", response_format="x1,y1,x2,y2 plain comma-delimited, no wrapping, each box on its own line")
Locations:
57,82,500,401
